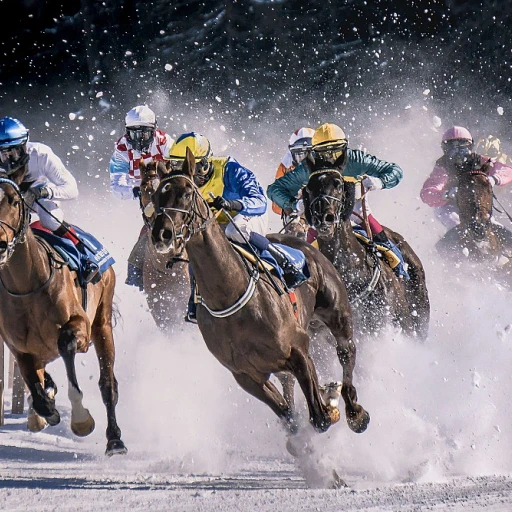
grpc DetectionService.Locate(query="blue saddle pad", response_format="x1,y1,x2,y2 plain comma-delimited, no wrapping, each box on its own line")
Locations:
32,224,115,287
237,242,309,279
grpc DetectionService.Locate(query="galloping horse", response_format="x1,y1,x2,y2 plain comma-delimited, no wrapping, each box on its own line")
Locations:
138,160,190,331
436,157,512,264
0,167,126,456
147,148,370,441
302,170,430,340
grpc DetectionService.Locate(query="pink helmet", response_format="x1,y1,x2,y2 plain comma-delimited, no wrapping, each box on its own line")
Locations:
441,126,473,143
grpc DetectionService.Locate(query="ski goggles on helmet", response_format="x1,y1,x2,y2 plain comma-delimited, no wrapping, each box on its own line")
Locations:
442,139,473,153
169,156,211,175
313,141,347,164
0,145,23,163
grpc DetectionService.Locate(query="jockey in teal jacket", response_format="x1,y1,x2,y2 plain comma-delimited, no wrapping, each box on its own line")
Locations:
267,122,408,279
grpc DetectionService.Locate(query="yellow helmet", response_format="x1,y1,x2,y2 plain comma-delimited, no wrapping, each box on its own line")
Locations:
312,123,347,149
169,132,212,163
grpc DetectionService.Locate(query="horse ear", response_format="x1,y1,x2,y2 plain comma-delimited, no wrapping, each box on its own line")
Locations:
156,160,171,179
182,147,196,179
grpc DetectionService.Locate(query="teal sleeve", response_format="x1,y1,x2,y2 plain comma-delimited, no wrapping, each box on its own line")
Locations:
267,164,310,210
347,149,403,189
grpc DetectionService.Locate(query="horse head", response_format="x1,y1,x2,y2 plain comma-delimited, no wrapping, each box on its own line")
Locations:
149,147,211,256
454,157,493,242
0,176,28,266
139,159,171,219
302,169,355,238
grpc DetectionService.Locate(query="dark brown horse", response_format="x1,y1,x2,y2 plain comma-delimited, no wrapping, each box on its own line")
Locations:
302,170,430,340
0,168,126,456
436,158,512,263
147,148,370,441
138,160,191,331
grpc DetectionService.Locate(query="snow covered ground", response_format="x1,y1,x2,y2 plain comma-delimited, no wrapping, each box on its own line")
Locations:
3,100,512,510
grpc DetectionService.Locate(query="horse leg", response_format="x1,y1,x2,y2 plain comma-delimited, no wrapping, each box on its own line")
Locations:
91,301,127,456
26,371,57,432
58,315,95,437
232,372,298,433
15,353,60,426
286,342,333,433
276,371,295,413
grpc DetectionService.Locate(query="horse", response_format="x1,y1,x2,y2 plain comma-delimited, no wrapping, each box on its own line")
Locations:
138,160,191,331
146,147,370,445
0,167,126,456
436,158,512,263
302,170,431,341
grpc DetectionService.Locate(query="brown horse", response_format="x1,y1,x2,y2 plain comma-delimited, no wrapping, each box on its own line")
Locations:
302,170,430,341
147,148,370,440
0,168,126,456
138,160,191,331
436,158,512,263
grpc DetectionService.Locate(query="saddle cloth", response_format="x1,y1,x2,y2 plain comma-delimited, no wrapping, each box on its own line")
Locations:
232,241,310,280
351,225,401,269
31,222,115,287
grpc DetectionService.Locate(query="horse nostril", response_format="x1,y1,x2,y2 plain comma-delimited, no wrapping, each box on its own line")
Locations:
324,213,335,224
159,228,174,241
0,240,7,252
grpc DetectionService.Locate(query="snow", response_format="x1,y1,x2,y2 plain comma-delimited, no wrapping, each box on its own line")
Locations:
2,99,512,511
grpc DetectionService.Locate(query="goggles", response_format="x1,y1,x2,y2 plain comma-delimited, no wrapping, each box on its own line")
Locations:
170,157,211,176
0,146,23,163
290,148,310,164
442,139,473,153
313,142,347,164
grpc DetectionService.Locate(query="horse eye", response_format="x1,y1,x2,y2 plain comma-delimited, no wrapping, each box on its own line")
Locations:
183,192,192,200
334,179,343,189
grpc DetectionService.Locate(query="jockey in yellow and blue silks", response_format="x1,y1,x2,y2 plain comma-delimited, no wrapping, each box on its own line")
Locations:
169,132,308,323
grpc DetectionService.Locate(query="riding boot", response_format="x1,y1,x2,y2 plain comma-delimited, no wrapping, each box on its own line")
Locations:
125,262,144,291
266,243,309,290
373,232,410,280
185,264,198,324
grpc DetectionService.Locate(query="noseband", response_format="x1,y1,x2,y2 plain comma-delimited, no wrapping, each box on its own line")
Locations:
0,177,29,261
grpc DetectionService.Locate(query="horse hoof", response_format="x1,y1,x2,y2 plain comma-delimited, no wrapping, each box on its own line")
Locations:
27,414,47,432
71,412,95,437
45,410,61,426
105,439,128,457
347,408,370,433
327,406,341,424
331,470,348,489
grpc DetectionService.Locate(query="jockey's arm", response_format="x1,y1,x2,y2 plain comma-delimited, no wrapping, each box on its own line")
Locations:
224,160,267,215
31,143,78,200
349,149,403,189
109,150,139,200
267,163,309,211
420,165,450,207
486,157,512,186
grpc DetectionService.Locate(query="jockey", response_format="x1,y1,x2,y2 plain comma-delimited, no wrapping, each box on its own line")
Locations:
420,126,512,230
109,105,174,290
0,116,100,282
169,132,307,323
272,127,315,240
267,122,409,278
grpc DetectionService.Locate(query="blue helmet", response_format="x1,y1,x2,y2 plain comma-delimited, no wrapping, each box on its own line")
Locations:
0,117,30,174
0,117,29,148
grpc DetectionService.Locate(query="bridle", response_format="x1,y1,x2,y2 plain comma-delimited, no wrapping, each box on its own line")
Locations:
0,177,29,262
307,169,343,228
151,173,216,246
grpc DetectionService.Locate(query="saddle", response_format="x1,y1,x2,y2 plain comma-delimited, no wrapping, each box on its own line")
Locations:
351,225,401,270
31,222,115,287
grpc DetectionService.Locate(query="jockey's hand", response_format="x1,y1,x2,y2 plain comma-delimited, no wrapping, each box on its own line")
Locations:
294,199,305,214
487,175,498,186
362,175,383,191
29,183,52,200
133,186,141,199
211,196,243,212
283,212,300,225
443,186,458,200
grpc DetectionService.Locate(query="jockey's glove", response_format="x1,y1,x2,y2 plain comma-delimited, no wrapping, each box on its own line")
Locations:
442,186,458,200
362,175,383,191
133,186,141,199
294,199,305,214
30,184,52,200
211,195,243,212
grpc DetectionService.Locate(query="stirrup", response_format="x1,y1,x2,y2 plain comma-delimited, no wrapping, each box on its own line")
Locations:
185,312,198,324
82,261,100,284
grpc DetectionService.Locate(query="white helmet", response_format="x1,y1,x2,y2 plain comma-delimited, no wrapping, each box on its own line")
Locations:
125,105,156,128
125,106,157,152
